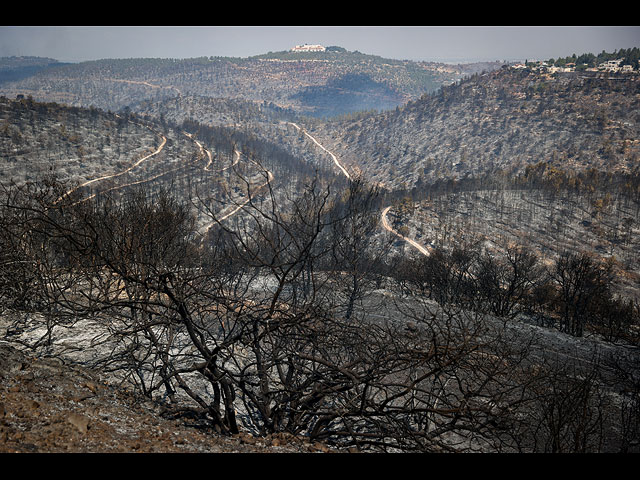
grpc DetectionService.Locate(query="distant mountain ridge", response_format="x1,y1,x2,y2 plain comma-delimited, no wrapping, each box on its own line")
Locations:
0,56,69,84
0,49,503,117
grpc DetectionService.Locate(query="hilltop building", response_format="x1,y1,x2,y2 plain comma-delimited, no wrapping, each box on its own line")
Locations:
599,59,635,72
511,58,637,74
291,44,326,53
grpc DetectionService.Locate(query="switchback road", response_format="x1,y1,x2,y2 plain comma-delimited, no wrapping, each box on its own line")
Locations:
381,206,431,257
288,121,430,257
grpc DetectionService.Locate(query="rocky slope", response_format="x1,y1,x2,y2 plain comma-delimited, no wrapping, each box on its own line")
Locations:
0,342,340,453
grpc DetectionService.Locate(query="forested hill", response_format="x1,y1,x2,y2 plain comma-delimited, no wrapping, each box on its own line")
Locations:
0,50,502,117
308,67,640,190
0,56,67,84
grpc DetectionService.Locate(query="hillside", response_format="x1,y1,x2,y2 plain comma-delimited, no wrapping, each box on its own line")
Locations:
0,343,336,453
0,51,502,117
0,94,344,238
0,56,68,84
1,48,640,453
0,96,166,185
307,67,640,189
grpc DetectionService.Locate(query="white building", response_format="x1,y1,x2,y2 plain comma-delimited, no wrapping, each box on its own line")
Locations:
600,59,624,72
291,44,326,52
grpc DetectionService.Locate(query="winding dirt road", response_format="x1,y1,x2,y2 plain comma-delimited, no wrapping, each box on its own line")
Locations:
60,111,429,258
287,122,351,179
199,149,274,233
288,121,430,257
381,206,431,257
57,124,167,204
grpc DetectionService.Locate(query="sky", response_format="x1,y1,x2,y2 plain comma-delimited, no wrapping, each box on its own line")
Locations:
1,26,639,64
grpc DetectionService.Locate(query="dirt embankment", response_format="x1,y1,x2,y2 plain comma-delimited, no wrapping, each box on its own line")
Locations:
0,343,339,454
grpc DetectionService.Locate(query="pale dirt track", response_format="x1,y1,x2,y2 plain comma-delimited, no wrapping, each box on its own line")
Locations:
288,121,430,257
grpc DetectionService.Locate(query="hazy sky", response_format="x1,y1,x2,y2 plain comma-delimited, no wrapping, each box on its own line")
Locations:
1,26,639,64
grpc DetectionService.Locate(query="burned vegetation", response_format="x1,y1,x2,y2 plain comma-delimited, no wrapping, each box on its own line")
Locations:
1,87,639,453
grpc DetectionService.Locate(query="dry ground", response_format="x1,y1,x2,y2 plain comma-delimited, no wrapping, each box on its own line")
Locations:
0,342,341,454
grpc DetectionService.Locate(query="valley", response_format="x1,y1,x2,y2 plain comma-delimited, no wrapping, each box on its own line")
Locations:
1,44,639,453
